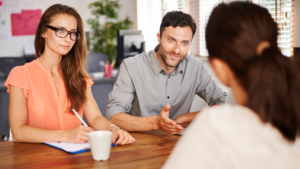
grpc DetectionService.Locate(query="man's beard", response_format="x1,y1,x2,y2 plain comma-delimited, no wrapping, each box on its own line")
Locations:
159,45,186,68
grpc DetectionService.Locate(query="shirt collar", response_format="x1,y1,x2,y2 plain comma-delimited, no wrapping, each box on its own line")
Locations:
149,50,164,75
149,50,187,76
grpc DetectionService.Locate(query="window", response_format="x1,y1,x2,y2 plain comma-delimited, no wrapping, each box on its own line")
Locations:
190,0,294,57
137,0,190,52
136,0,294,57
162,0,190,16
254,0,294,56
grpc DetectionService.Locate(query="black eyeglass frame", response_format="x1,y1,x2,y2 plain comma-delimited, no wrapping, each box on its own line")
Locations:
46,25,81,41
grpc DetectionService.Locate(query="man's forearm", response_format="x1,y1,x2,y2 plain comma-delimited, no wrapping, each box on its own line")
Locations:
174,111,200,123
110,113,160,131
184,111,200,122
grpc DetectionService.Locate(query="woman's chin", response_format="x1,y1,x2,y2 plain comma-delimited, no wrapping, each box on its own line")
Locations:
58,51,71,56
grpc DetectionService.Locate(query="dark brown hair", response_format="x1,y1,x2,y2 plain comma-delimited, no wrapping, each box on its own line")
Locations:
160,10,196,38
206,2,300,141
35,4,88,112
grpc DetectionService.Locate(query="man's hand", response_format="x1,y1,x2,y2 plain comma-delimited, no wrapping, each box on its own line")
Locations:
157,105,183,134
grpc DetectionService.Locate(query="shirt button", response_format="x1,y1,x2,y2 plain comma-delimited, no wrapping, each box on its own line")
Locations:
167,96,169,99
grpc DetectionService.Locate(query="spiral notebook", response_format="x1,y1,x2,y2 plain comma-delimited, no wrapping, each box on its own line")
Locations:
44,142,115,154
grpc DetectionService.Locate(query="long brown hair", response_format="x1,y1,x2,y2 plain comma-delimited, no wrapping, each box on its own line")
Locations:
35,4,88,112
206,2,300,141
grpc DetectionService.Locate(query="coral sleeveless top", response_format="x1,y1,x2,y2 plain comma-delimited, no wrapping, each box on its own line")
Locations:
4,59,93,130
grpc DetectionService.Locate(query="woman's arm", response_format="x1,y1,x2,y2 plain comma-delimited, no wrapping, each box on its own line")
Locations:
83,87,135,145
9,85,93,143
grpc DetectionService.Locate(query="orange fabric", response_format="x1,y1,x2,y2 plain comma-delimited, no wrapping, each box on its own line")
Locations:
4,59,94,130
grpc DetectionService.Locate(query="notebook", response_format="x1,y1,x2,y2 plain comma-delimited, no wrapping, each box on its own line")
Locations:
44,142,115,154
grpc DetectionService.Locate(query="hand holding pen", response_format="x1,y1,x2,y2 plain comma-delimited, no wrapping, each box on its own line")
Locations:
61,109,94,143
72,109,134,145
72,109,117,146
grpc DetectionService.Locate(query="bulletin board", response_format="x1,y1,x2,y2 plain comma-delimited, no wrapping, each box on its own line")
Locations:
0,0,135,57
0,0,42,56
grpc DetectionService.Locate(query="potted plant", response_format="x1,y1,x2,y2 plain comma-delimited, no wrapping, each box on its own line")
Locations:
87,0,132,62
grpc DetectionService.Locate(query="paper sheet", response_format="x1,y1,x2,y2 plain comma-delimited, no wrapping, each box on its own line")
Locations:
11,9,42,36
175,127,187,136
24,43,35,55
22,1,36,10
2,0,21,13
44,142,90,152
0,29,12,43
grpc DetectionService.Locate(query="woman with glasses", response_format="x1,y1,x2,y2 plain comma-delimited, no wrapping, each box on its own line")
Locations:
5,4,135,145
164,2,300,168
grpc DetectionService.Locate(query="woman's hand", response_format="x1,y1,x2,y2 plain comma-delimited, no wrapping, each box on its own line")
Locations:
110,126,135,145
64,125,94,143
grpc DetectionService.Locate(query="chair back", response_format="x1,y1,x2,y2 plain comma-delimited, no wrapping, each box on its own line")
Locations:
0,57,26,80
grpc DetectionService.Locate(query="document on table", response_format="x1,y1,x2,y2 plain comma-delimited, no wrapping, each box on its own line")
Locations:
44,142,116,154
44,142,91,154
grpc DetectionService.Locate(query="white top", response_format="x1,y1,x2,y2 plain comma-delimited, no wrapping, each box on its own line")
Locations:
163,105,300,169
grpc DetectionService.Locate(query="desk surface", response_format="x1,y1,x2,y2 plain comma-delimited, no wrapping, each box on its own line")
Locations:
0,127,188,169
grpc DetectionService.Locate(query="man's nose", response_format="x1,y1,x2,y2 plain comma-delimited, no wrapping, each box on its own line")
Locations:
172,43,180,54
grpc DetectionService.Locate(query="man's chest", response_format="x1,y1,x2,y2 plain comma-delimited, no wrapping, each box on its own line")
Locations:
132,72,198,106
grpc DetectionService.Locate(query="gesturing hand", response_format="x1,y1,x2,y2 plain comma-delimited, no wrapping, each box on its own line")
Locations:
65,125,95,143
157,105,183,134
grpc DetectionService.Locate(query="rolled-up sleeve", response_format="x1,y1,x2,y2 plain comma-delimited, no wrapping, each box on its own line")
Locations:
106,62,135,120
195,62,227,106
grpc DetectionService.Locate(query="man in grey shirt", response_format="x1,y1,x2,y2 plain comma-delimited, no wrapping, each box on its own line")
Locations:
107,11,227,134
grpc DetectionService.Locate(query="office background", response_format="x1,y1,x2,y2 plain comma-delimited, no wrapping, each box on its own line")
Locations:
0,0,299,121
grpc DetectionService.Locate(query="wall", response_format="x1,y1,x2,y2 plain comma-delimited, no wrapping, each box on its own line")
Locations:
0,0,136,57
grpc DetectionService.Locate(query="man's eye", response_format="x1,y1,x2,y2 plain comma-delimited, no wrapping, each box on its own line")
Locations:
182,42,188,45
169,39,174,42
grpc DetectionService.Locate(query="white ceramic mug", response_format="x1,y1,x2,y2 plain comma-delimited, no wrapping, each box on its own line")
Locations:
88,131,112,161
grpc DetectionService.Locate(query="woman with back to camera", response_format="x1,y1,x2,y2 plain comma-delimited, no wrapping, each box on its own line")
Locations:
5,4,135,145
164,2,300,168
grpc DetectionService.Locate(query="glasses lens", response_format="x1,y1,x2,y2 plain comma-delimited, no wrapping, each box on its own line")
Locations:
70,32,80,41
56,28,68,37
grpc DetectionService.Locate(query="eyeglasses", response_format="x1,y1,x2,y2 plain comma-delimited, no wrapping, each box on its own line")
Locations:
46,25,81,41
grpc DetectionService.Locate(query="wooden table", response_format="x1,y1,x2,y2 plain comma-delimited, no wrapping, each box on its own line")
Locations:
0,125,189,169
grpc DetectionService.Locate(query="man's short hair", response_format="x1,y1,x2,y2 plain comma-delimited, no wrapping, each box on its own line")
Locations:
159,11,197,38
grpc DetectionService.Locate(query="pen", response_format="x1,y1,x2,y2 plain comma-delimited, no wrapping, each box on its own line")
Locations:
72,109,88,127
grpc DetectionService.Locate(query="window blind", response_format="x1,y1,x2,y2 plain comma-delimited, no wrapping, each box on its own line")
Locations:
162,0,190,16
255,0,294,57
190,0,294,57
137,0,190,52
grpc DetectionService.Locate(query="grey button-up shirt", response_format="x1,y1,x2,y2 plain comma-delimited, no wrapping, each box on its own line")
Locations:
106,50,227,120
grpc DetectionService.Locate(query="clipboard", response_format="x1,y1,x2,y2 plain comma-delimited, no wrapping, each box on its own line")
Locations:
44,142,115,154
